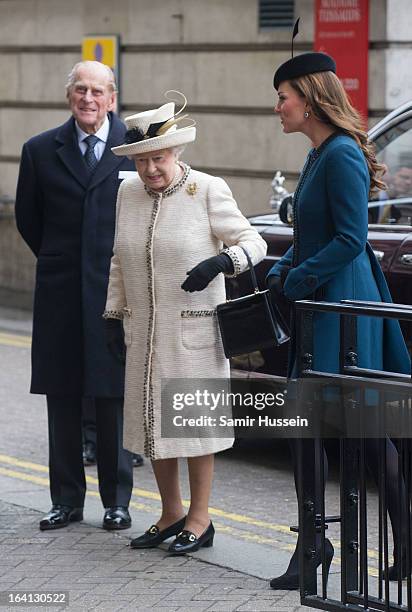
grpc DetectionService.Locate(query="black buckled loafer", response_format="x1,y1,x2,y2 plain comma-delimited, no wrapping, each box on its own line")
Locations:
82,441,97,466
168,522,214,555
39,505,83,531
103,506,131,530
130,516,186,549
132,453,144,468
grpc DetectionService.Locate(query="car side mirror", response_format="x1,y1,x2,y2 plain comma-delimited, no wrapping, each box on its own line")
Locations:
279,194,294,226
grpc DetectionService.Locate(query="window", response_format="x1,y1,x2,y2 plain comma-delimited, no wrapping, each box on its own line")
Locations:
369,116,412,225
259,0,294,29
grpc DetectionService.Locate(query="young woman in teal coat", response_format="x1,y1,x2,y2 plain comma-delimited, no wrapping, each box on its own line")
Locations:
267,52,411,589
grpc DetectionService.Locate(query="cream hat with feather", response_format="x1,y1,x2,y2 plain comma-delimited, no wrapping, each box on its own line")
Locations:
111,91,196,156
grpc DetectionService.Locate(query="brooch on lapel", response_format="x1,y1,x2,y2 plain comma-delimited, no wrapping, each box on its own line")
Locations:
186,182,198,196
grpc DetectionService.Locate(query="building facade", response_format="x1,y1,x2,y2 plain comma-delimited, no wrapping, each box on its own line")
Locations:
0,0,410,299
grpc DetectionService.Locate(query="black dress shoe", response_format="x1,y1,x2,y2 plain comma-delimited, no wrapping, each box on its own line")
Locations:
130,516,186,549
83,441,97,466
270,538,334,590
39,505,83,531
132,453,144,468
168,522,215,555
103,506,131,530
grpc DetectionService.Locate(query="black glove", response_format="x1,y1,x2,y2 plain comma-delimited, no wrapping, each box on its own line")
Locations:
280,265,291,288
267,274,284,301
104,318,126,364
267,265,291,302
181,253,234,292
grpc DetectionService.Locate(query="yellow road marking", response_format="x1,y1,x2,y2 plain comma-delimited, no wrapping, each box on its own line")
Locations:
0,465,160,515
0,453,388,577
0,454,175,502
0,466,49,487
0,332,31,340
0,455,48,472
0,453,292,533
0,332,31,348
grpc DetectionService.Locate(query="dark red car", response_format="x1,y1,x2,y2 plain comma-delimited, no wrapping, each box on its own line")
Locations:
230,100,412,380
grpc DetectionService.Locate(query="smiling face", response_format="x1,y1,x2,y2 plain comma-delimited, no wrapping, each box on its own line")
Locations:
274,81,308,134
68,64,116,134
133,148,177,191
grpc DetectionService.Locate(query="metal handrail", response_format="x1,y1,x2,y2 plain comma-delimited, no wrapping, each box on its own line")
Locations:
295,299,412,322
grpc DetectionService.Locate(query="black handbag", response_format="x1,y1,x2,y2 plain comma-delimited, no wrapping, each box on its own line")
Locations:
216,247,290,358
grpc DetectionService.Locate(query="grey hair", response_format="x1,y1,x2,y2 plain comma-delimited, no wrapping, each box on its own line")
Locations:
172,145,186,159
127,145,187,161
65,61,118,95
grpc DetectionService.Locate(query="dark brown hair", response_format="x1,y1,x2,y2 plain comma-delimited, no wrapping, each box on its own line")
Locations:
290,71,386,196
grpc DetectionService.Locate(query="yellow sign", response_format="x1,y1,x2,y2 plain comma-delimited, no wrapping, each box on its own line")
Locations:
82,36,119,71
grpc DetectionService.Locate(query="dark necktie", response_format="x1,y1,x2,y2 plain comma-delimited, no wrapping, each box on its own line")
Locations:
84,134,99,172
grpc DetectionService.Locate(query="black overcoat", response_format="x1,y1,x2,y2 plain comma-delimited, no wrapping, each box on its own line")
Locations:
15,113,135,396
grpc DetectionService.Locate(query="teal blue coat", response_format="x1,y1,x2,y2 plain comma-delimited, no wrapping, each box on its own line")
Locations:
267,134,410,376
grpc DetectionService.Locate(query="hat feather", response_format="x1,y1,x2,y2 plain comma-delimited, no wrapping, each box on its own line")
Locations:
291,17,300,58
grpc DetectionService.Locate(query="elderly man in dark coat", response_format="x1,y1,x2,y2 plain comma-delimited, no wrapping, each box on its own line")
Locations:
15,61,135,531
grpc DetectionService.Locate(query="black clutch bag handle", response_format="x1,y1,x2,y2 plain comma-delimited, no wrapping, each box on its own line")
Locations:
239,246,290,337
239,246,261,294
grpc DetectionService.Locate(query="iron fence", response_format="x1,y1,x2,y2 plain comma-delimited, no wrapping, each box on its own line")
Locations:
294,299,412,611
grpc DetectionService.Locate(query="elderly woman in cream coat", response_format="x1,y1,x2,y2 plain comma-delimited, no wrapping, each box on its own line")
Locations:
103,92,266,554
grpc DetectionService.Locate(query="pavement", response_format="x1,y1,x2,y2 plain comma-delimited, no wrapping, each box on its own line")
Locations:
2,306,408,611
0,305,318,612
0,499,312,612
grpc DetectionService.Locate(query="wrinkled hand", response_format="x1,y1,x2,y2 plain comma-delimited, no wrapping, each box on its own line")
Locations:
181,254,233,292
104,318,126,364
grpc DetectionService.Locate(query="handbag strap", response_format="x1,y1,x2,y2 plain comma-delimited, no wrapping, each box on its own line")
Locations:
240,247,261,293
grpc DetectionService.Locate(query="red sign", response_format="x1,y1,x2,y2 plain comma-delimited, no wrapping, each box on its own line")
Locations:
315,0,369,120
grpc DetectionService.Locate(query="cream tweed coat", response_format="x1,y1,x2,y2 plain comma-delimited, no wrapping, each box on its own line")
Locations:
104,164,267,459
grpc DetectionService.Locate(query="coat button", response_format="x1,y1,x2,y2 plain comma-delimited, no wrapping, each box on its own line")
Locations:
306,276,317,287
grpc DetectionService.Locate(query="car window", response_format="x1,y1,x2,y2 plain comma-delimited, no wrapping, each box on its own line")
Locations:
369,116,412,225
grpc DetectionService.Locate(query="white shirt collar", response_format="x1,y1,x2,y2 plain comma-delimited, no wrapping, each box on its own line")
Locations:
75,114,110,144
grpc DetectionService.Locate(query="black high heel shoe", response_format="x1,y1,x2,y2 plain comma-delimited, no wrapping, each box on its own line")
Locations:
270,538,334,590
384,550,410,581
168,522,215,555
130,516,186,549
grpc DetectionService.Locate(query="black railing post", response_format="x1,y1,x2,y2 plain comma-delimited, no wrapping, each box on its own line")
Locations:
340,437,359,602
298,438,318,600
296,306,318,601
339,314,359,601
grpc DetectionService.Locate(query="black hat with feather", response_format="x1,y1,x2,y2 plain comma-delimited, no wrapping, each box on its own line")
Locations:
273,18,336,90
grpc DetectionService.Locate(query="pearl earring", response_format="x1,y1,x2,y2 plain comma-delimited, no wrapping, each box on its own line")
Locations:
304,111,310,118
